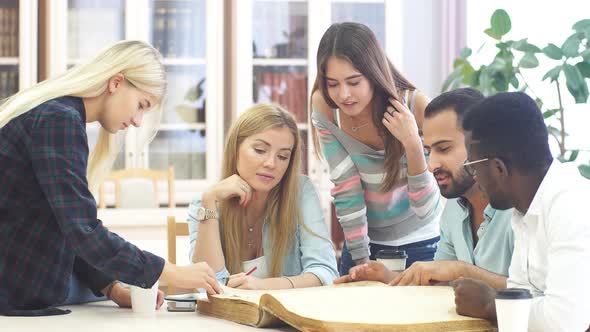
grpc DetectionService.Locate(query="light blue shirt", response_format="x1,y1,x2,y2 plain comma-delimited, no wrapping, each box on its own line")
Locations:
434,197,514,276
188,176,339,285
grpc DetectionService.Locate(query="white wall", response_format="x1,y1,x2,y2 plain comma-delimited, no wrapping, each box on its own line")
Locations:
398,0,445,99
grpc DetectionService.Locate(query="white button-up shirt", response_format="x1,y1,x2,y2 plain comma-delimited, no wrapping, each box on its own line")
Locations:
507,160,590,332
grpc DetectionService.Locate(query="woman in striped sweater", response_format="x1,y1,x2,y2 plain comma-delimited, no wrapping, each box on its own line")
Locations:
310,22,443,276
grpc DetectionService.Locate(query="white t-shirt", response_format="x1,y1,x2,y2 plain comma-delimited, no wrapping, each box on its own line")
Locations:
242,255,269,279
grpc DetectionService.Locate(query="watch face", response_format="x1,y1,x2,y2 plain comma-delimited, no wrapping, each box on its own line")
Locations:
196,207,205,220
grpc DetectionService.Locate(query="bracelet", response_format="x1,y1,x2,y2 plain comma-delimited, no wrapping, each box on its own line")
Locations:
282,276,295,289
105,281,119,299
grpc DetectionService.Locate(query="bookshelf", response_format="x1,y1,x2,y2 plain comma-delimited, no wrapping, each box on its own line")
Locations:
46,0,224,205
0,0,37,100
234,0,400,227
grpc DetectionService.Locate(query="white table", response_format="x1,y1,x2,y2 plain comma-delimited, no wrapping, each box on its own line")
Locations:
2,300,298,332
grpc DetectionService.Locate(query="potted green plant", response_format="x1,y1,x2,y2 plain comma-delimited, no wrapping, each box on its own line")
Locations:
175,77,206,125
443,9,590,178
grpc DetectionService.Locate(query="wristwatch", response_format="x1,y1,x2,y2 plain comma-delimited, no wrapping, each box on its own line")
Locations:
196,206,219,221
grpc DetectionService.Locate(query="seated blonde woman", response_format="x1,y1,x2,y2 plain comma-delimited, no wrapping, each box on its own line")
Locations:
188,103,339,289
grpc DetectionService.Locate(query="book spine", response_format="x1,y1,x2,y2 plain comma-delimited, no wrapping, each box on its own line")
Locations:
153,7,166,56
9,69,17,95
0,7,5,57
0,70,8,98
298,72,307,123
11,7,18,57
179,6,191,58
166,7,178,58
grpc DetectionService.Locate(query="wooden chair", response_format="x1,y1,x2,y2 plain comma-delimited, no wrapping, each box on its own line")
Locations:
98,166,175,208
167,215,189,295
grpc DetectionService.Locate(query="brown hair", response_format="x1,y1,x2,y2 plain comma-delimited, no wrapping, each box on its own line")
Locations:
310,22,415,191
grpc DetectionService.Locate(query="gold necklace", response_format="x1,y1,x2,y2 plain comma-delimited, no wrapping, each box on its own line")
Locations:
244,209,263,249
351,122,369,132
349,114,370,132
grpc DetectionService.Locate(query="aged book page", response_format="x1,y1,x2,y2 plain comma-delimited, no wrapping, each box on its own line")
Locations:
198,283,495,331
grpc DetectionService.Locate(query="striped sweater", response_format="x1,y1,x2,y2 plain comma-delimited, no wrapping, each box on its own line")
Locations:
312,109,443,263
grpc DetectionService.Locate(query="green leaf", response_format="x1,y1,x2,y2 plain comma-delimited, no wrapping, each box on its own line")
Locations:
535,98,544,109
451,78,462,90
542,44,563,60
576,61,590,78
510,39,524,49
460,47,472,58
512,38,541,53
485,28,501,40
489,56,508,71
566,149,579,162
562,33,582,57
542,65,562,82
478,68,495,96
547,125,557,134
442,67,463,92
490,9,511,39
510,76,519,89
460,60,475,76
543,108,560,119
582,48,590,59
547,125,563,140
465,69,481,87
580,82,590,103
496,41,513,50
453,57,467,69
563,64,584,88
492,76,509,92
579,164,590,180
572,19,590,32
563,64,589,103
519,53,539,68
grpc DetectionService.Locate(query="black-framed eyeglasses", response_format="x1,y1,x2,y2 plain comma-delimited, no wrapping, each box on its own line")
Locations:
463,158,490,176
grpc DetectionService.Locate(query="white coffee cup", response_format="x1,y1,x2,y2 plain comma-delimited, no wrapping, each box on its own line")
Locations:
376,249,408,271
495,288,532,332
130,281,159,315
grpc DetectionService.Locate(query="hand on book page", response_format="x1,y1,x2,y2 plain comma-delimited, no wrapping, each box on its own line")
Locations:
390,260,463,286
334,261,399,284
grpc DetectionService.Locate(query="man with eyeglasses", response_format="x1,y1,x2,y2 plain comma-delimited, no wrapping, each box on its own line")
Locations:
334,88,514,288
452,92,590,332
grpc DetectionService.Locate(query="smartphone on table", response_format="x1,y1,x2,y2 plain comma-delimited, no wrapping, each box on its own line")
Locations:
165,293,207,312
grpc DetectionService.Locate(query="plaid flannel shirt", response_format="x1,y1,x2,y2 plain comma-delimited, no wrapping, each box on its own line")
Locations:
0,96,164,313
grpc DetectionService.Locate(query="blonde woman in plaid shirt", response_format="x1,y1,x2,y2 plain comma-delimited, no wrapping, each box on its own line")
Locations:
0,40,220,316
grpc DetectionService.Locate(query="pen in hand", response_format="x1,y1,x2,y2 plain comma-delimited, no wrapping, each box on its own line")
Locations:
245,266,257,276
223,266,257,286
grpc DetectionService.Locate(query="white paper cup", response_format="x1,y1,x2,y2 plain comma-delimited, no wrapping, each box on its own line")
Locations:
130,281,159,315
495,288,532,332
376,249,408,271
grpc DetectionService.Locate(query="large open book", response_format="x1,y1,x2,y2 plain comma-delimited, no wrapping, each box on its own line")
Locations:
196,282,495,331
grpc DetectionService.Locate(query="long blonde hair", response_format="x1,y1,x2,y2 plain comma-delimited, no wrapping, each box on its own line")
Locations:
220,103,302,277
0,40,167,192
